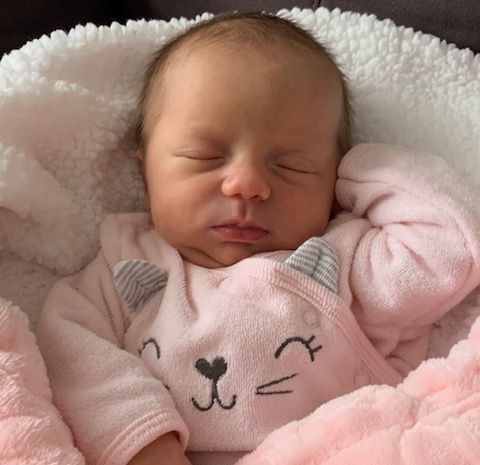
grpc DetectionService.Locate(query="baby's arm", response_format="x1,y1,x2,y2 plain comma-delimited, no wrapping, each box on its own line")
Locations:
127,433,192,465
334,144,480,366
36,216,189,465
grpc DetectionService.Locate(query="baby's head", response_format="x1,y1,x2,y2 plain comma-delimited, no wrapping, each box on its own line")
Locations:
135,12,351,268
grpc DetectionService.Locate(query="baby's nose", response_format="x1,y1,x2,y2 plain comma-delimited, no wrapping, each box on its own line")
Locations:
221,161,271,201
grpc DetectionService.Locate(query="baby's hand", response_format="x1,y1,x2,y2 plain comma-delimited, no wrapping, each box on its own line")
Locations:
127,432,192,465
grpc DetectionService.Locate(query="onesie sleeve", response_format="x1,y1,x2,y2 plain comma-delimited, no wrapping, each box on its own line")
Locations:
36,214,189,465
335,144,480,366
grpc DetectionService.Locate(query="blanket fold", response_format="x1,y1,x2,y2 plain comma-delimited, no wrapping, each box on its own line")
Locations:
0,297,84,464
237,317,480,465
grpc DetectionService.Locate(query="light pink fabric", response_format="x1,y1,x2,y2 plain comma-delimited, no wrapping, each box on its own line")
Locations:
237,315,480,465
0,297,84,465
35,144,480,465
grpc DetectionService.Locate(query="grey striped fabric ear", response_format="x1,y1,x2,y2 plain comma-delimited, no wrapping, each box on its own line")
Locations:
285,237,339,294
113,259,168,311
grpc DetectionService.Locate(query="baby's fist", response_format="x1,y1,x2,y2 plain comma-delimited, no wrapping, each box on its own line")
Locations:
127,432,192,465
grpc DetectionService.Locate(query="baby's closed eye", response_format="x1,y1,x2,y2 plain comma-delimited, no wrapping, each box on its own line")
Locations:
174,150,224,161
173,149,225,173
273,153,322,175
275,163,315,174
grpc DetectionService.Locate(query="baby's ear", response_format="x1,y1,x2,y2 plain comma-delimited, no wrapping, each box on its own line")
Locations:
135,148,145,170
135,149,149,202
135,149,146,182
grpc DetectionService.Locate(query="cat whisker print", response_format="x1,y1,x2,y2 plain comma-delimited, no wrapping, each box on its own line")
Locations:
256,373,298,396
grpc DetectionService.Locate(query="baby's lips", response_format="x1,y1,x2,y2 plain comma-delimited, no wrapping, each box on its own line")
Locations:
212,224,269,242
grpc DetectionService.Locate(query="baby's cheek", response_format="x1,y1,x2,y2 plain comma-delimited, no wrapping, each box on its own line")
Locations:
281,211,330,246
149,184,187,217
148,198,184,243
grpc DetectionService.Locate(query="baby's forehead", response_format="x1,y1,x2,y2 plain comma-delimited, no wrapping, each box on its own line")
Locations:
140,26,348,153
144,45,338,134
165,34,336,74
148,38,341,105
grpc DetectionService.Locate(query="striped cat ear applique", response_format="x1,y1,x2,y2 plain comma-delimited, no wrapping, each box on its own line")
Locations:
285,237,339,294
113,259,168,311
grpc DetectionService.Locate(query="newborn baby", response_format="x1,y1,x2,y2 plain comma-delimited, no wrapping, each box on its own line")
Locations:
36,11,480,465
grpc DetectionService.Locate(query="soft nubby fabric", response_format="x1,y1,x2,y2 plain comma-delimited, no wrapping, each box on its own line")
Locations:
36,144,480,465
238,314,480,465
0,297,84,465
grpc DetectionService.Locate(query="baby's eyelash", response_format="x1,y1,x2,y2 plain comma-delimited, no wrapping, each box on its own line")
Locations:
174,150,223,161
276,164,313,174
184,155,221,161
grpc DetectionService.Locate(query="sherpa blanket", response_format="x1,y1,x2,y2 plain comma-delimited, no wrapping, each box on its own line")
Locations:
0,6,480,465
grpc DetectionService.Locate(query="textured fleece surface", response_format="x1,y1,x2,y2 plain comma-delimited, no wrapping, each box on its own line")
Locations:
0,297,84,464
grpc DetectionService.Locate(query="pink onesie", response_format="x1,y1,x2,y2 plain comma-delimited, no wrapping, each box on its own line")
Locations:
36,144,480,465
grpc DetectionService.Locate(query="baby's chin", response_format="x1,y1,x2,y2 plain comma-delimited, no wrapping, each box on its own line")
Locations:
179,242,268,269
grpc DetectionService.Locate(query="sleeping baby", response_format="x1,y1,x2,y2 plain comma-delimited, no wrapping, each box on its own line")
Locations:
36,12,480,465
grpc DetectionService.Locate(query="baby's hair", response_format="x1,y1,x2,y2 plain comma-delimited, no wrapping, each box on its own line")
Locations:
135,11,352,156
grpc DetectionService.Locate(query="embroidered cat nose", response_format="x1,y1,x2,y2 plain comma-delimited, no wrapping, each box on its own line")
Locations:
195,357,228,381
192,356,237,411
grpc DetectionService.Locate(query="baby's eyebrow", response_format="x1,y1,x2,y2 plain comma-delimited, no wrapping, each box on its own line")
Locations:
185,125,229,144
275,148,331,166
275,148,308,156
180,133,230,154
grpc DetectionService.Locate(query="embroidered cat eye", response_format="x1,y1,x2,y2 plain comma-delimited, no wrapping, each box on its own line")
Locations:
275,335,322,362
138,338,160,358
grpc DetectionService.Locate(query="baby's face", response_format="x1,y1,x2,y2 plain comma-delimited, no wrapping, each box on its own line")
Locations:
141,45,343,268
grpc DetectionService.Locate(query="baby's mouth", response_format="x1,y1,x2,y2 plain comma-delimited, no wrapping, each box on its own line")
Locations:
212,222,269,243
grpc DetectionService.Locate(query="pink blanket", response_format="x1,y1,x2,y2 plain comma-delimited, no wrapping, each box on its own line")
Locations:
238,315,480,465
0,297,84,465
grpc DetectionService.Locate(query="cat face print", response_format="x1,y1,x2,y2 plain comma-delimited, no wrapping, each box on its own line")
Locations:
114,238,373,447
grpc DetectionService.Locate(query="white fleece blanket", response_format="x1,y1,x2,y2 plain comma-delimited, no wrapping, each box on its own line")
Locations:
0,6,480,464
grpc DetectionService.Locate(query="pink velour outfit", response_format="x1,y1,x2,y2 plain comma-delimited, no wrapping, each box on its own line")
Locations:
36,144,480,465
